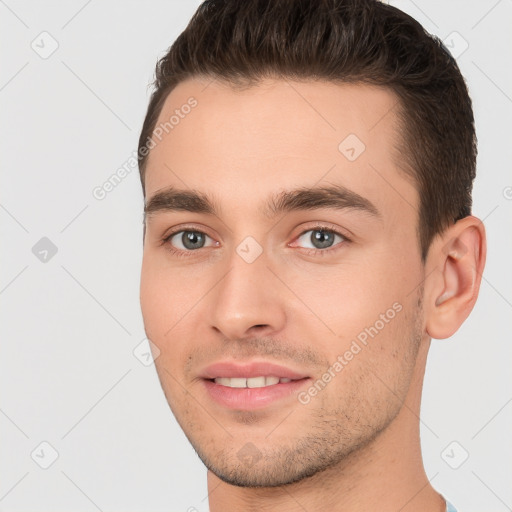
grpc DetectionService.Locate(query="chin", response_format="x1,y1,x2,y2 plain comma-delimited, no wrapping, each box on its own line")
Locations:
198,440,351,488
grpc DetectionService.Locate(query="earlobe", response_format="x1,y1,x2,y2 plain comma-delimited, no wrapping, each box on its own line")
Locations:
426,217,486,339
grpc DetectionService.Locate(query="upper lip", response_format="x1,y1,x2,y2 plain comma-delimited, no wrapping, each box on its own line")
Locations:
200,361,309,380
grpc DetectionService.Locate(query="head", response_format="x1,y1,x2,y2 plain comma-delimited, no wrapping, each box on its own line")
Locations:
138,0,485,489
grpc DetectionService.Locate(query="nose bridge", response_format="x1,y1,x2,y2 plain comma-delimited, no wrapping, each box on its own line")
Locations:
208,238,286,339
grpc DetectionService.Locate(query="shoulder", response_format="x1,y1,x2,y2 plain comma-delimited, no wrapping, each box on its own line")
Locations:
445,499,458,512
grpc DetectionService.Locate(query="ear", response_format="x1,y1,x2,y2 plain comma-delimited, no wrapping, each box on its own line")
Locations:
424,216,487,339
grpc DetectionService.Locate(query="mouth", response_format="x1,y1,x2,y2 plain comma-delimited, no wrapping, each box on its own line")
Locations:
210,376,297,388
199,361,311,410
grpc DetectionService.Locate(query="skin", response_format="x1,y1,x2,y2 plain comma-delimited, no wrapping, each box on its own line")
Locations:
139,77,486,511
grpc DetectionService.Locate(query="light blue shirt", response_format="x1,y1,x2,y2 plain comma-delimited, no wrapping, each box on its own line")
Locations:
445,499,457,512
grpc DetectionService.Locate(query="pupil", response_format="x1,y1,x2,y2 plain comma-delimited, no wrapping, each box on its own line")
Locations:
312,230,333,249
183,231,204,249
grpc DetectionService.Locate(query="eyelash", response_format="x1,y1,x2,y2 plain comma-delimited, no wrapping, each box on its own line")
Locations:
160,224,351,259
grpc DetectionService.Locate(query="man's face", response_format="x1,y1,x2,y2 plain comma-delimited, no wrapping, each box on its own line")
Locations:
140,78,427,486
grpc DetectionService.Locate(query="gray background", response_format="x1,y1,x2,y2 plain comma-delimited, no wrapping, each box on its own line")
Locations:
1,0,511,510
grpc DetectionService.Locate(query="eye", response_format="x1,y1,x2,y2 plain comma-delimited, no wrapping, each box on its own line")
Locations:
293,227,348,253
161,225,349,258
165,230,217,251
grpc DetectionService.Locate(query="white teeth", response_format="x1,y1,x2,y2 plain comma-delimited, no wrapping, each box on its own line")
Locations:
247,376,266,388
229,377,247,388
213,376,294,388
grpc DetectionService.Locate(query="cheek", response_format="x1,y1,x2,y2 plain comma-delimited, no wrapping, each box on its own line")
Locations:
140,254,204,338
140,260,168,337
287,260,401,339
140,259,196,400
288,251,421,369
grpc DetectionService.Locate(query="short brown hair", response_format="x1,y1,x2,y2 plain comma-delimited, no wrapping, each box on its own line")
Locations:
138,0,477,260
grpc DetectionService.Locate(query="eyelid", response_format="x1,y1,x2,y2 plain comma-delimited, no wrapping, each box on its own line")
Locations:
290,222,352,243
162,223,217,243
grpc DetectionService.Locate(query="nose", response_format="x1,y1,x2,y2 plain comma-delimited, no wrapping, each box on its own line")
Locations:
208,247,287,341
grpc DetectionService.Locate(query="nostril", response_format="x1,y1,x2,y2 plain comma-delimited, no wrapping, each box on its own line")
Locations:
252,324,271,330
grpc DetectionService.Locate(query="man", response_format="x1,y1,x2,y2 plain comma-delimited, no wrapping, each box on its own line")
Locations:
138,0,486,510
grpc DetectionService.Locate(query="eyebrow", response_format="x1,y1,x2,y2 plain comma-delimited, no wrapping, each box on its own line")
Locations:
144,184,381,221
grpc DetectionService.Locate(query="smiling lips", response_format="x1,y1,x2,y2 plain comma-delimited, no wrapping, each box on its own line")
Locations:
200,361,311,409
214,376,294,388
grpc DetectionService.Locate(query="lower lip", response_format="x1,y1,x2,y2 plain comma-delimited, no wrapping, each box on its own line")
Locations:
202,378,311,410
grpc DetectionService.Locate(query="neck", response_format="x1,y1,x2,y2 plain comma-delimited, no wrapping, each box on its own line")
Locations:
207,339,446,512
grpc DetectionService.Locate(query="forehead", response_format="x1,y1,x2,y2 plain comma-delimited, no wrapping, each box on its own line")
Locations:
144,77,417,223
